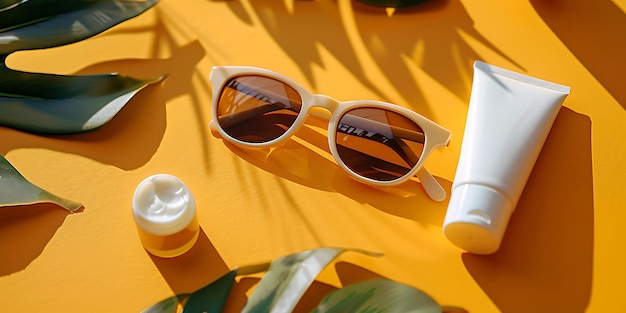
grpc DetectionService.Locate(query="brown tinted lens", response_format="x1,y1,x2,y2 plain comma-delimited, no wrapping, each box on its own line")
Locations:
216,75,302,143
335,107,425,181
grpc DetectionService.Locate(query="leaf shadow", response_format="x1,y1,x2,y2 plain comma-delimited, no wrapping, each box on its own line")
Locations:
531,0,626,111
221,119,451,227
0,80,165,170
462,107,594,312
221,0,520,116
335,261,387,284
0,203,76,276
222,276,259,313
0,9,211,171
350,0,521,107
222,0,378,92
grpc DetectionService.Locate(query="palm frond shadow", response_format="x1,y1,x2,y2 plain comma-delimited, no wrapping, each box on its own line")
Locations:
220,0,521,118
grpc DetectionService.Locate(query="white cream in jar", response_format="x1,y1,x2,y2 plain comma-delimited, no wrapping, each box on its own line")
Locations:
132,174,199,258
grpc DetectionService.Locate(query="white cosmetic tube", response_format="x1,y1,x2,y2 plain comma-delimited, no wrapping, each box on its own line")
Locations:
443,61,570,255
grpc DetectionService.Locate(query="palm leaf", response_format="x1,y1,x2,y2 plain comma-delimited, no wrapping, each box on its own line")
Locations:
242,247,383,313
0,0,159,54
141,295,188,313
0,0,162,134
0,64,164,133
182,269,237,313
141,270,238,313
0,154,82,211
312,279,441,313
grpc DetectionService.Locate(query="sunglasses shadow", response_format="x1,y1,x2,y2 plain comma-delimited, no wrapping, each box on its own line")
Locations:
221,119,451,227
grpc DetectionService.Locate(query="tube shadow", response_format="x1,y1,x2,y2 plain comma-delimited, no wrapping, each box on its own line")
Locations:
0,203,74,276
530,0,626,110
462,107,594,312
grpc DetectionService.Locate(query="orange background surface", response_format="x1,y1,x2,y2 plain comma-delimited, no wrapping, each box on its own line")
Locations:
1,0,625,312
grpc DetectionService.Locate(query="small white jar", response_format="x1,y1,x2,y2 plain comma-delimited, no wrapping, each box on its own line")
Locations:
132,174,199,258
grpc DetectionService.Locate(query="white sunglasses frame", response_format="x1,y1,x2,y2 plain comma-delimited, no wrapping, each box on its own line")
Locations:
209,66,451,201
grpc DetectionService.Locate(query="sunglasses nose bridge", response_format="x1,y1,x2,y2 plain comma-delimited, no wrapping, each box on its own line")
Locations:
311,94,340,113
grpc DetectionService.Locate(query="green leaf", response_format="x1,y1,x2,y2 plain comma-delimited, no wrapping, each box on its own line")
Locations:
182,269,237,313
141,295,188,313
312,279,441,313
141,270,238,313
0,0,159,54
0,0,163,134
0,64,164,134
243,248,383,313
0,154,82,211
0,0,21,12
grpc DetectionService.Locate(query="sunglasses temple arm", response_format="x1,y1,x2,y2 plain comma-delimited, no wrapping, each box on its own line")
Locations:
338,114,425,143
378,136,445,202
417,167,446,202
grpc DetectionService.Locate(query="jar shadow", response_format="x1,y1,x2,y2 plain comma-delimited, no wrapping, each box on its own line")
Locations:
148,227,230,295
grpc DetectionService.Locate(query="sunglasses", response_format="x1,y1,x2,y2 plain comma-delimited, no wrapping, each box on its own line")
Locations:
209,66,451,201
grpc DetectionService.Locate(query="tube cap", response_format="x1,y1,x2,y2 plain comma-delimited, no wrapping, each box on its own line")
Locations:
443,184,514,255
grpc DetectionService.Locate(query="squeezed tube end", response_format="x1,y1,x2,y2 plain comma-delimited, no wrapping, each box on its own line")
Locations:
443,184,514,255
